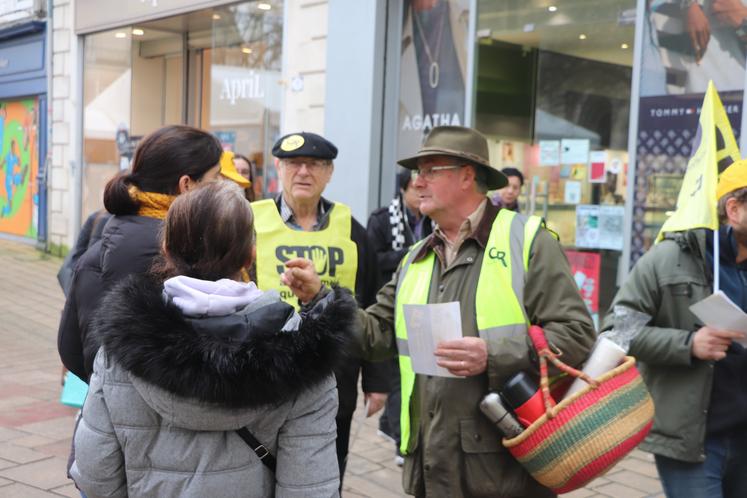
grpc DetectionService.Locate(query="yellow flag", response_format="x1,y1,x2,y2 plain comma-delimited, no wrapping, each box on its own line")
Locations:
656,81,741,242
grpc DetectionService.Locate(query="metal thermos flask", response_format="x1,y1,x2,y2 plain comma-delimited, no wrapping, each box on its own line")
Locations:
479,392,523,438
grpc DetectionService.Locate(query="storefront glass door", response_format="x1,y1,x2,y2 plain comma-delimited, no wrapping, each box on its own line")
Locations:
81,0,283,221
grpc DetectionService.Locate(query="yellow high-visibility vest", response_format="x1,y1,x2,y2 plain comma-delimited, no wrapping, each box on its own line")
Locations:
394,209,542,454
251,199,358,308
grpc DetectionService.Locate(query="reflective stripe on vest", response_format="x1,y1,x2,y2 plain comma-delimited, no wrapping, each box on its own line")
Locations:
252,198,358,308
394,210,542,454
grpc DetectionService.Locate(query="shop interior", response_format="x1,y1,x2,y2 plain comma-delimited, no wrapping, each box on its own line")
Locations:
81,0,282,219
475,0,636,322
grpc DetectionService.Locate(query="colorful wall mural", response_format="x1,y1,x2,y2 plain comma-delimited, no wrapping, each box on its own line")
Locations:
0,98,38,239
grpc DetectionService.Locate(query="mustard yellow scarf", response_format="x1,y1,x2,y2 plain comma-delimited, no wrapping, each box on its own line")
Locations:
128,186,177,220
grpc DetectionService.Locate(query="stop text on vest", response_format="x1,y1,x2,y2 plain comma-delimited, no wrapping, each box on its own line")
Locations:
275,245,345,276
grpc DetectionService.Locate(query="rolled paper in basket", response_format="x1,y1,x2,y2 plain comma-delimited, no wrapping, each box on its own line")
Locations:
564,337,627,400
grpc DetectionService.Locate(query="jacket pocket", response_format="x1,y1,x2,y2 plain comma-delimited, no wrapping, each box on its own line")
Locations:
459,418,527,497
660,277,709,331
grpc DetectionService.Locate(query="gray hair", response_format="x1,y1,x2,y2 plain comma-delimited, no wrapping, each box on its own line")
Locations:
718,186,747,224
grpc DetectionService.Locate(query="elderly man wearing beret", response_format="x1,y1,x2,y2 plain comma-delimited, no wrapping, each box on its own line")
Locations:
250,131,389,484
283,126,595,497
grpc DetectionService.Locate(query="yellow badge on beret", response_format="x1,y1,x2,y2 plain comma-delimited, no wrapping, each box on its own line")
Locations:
280,135,305,152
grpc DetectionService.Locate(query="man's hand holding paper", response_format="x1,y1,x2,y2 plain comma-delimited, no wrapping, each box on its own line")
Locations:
689,290,747,357
691,326,746,361
402,302,467,377
434,337,487,377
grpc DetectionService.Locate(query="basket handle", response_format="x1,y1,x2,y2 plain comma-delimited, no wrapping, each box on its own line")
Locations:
528,325,599,418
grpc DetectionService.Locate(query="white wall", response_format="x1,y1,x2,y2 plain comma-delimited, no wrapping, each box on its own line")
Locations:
280,0,327,135
323,0,385,224
48,0,78,251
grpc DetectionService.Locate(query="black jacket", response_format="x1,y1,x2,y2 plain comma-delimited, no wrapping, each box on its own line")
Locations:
57,210,112,296
57,215,163,381
367,201,433,289
264,196,389,416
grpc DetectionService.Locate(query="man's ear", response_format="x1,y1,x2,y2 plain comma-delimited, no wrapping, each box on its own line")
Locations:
726,197,740,223
462,164,477,190
178,175,192,194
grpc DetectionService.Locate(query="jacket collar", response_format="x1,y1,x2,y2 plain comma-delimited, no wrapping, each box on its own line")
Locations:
90,274,355,408
413,199,499,263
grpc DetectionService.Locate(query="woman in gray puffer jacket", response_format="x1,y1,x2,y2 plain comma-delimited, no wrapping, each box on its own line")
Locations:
71,181,354,498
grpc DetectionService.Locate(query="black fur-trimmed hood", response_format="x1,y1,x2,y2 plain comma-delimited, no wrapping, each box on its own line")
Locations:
90,274,356,410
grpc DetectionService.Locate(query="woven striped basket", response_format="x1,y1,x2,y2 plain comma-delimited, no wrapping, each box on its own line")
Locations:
502,326,655,494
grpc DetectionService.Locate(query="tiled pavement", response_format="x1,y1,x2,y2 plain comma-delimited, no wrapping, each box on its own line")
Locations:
0,239,665,497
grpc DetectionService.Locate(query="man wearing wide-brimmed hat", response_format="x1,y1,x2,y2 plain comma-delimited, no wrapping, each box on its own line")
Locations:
283,126,595,497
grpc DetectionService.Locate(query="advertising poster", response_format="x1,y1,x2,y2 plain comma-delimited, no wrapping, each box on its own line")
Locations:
565,250,601,326
576,204,625,251
642,0,747,98
576,205,600,248
0,98,38,239
397,0,470,160
589,150,607,183
631,92,742,262
632,0,747,264
214,131,236,151
539,140,560,166
561,138,590,165
564,181,582,204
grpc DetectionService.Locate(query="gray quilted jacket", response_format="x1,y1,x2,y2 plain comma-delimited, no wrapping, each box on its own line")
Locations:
70,275,357,498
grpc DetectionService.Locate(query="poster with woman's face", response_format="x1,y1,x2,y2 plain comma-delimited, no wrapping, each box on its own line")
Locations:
397,0,471,160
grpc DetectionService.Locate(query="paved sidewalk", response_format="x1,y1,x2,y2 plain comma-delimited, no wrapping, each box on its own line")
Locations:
0,239,665,497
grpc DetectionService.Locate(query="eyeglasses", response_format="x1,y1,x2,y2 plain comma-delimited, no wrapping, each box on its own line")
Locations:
282,158,331,171
411,164,464,181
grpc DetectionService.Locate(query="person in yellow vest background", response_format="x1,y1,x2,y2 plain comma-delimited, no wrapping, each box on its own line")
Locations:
282,126,595,498
250,131,390,483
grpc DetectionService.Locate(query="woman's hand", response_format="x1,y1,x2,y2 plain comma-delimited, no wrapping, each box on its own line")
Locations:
281,258,322,303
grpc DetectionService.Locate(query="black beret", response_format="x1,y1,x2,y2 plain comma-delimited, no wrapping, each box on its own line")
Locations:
272,132,338,160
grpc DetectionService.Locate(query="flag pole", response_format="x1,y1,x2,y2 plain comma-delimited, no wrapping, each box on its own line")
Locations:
714,228,720,293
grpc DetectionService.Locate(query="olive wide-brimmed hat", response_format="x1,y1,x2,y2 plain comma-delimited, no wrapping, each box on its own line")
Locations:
397,126,507,189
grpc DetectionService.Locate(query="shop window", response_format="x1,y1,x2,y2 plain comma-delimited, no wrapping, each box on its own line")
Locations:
475,0,636,324
82,30,131,221
81,1,284,221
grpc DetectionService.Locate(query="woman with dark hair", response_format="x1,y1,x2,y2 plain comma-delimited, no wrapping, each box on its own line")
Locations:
491,166,524,212
71,181,352,497
234,153,259,201
57,125,224,382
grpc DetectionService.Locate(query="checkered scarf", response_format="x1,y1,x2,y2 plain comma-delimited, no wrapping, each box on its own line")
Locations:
388,194,408,251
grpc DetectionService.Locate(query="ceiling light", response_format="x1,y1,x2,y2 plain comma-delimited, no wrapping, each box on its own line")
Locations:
578,34,587,40
241,47,252,54
212,14,221,20
132,28,144,36
115,32,127,39
621,43,629,49
257,2,271,10
548,5,557,12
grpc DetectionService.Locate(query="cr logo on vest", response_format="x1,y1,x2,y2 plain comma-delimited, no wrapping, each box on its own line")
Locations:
275,245,345,276
488,247,508,267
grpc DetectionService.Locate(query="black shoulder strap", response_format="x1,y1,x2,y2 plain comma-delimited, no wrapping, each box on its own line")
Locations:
236,427,276,473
